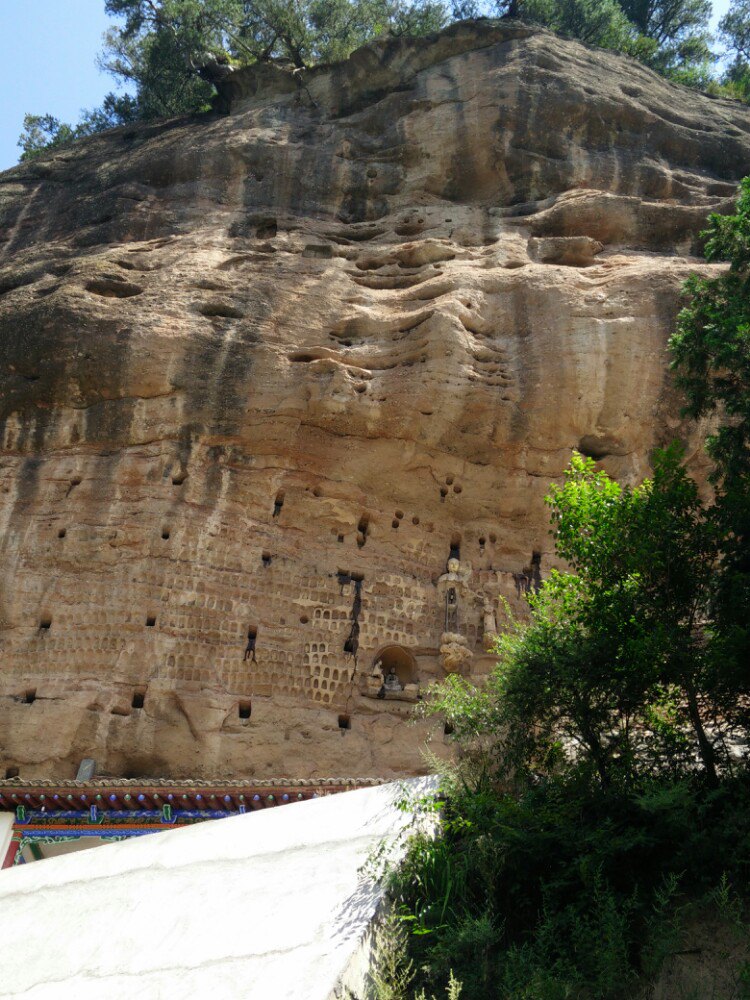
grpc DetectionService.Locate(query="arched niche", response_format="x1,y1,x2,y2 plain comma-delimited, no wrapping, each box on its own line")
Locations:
374,644,418,688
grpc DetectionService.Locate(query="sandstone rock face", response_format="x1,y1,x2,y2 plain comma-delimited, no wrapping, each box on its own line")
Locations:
0,21,748,781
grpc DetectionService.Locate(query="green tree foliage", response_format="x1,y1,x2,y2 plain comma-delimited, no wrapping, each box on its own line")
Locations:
17,94,139,161
429,447,733,791
18,0,722,163
520,0,646,53
102,0,448,82
449,0,712,75
717,0,750,98
17,0,448,159
389,772,750,998
670,177,750,679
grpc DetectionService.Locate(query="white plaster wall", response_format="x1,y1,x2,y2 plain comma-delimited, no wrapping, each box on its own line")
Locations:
0,778,436,1000
0,813,13,868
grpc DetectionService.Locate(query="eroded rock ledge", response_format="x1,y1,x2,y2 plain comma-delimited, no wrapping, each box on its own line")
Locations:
0,21,746,780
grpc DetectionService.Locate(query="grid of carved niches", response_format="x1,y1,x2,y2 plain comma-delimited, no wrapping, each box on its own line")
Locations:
0,452,524,708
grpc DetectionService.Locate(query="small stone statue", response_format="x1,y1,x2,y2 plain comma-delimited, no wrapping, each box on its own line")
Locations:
383,667,403,693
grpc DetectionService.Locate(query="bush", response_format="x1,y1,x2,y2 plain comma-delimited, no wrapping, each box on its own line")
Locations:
388,774,750,998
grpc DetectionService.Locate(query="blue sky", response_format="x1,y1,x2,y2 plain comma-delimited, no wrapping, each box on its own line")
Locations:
0,0,122,171
0,0,737,173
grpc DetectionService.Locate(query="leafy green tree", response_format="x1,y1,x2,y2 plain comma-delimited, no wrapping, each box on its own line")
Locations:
17,95,139,161
521,0,644,52
17,115,78,161
720,0,750,63
18,0,448,159
430,448,726,790
670,177,750,678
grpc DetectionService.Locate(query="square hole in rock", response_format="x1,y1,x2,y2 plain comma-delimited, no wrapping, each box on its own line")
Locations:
131,689,146,710
5,767,19,779
239,700,252,720
338,714,351,730
39,619,51,631
23,689,36,705
145,616,156,627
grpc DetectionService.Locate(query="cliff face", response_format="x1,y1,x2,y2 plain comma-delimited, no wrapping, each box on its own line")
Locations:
0,21,748,781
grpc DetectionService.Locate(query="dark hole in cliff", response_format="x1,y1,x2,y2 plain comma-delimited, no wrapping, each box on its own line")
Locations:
440,487,448,500
23,689,36,705
312,487,323,498
85,279,143,298
69,477,82,489
412,516,420,525
256,219,277,239
395,510,404,520
289,351,320,363
239,700,252,720
5,767,19,779
300,615,309,624
392,519,399,529
273,490,285,518
161,528,170,540
446,476,454,485
338,714,351,730
197,301,244,319
357,514,370,548
58,528,66,539
444,721,455,736
479,536,486,548
131,689,146,710
338,534,345,543
145,616,156,627
453,484,462,494
39,619,51,631
450,534,461,560
262,551,272,567
578,436,612,461
243,627,258,662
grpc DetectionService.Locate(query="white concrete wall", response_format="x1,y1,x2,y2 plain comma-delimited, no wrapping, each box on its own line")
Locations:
0,777,436,1000
0,813,13,868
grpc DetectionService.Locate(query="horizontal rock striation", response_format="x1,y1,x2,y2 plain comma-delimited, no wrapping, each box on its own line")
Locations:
0,21,747,780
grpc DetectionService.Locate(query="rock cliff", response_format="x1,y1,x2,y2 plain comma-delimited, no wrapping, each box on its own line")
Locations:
0,20,748,780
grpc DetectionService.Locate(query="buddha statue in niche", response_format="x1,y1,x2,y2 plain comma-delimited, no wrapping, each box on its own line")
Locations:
437,556,474,675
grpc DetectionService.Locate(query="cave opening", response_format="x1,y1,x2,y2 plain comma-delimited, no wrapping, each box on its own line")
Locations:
357,514,370,548
375,644,417,688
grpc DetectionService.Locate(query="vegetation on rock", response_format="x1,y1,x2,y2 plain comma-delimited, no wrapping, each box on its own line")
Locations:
18,0,750,160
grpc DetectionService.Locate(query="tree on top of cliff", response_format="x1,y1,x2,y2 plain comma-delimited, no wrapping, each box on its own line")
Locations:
17,0,450,158
15,0,718,160
102,0,449,76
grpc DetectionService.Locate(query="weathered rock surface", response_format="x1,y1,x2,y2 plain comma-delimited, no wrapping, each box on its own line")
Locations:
0,20,748,781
